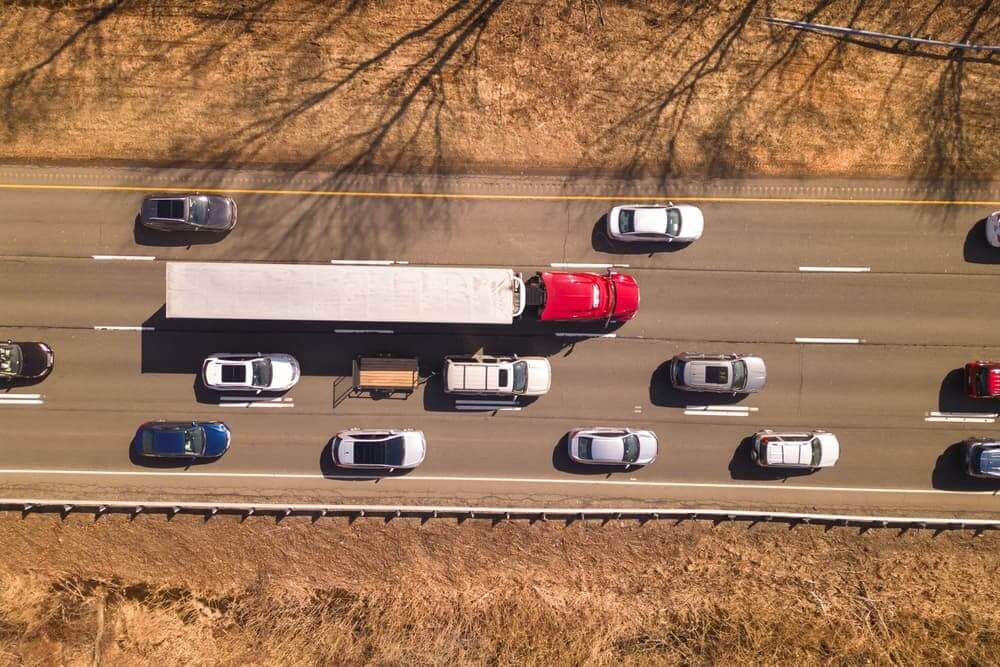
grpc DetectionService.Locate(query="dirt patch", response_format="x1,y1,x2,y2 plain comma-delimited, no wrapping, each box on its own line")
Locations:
0,1,998,184
0,513,998,664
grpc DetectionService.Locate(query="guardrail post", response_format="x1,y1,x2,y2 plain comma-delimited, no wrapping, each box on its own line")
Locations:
96,505,107,515
432,510,438,518
133,505,143,516
170,506,180,517
209,508,219,517
283,508,292,518
22,503,33,512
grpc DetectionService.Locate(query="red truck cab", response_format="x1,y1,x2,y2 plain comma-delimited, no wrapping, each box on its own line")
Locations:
965,361,1000,398
526,271,640,322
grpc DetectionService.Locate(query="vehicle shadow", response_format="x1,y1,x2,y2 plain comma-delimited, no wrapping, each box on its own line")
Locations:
591,216,691,256
127,432,217,469
938,368,990,413
727,435,815,481
133,214,232,247
931,441,1000,492
648,361,748,408
318,439,416,479
962,218,999,264
550,433,646,476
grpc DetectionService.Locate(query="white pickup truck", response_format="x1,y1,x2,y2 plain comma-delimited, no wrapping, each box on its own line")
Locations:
443,355,551,396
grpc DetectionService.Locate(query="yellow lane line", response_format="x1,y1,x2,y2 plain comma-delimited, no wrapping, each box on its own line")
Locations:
0,182,997,206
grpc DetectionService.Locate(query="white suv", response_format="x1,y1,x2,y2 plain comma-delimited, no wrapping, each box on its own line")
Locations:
750,430,840,470
443,355,551,396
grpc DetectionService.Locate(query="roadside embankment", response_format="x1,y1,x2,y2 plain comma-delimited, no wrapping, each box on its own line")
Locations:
1,513,998,664
1,1,998,181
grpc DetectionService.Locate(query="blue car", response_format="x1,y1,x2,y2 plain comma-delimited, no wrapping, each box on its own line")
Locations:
134,421,231,460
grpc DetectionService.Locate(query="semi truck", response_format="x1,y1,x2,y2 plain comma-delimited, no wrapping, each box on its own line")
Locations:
165,262,639,324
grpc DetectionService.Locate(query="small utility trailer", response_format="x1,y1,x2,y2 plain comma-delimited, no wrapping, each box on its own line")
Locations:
351,356,419,397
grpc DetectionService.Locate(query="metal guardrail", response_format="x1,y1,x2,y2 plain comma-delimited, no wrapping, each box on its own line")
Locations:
4,498,998,531
763,16,1000,54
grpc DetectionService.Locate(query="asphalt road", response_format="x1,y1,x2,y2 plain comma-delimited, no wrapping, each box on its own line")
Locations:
3,164,1000,516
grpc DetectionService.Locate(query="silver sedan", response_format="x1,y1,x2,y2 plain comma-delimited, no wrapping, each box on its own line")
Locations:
607,203,704,243
568,428,658,467
333,429,427,470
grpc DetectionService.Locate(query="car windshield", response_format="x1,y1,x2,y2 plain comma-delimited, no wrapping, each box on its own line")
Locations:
810,438,823,467
618,210,635,233
141,430,155,455
187,196,209,226
251,358,272,387
512,361,528,394
0,344,22,375
665,209,681,236
622,434,640,463
184,427,206,455
731,361,747,390
577,436,593,460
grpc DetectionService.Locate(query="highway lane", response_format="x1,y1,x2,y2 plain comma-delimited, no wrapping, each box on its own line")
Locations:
3,165,1000,515
2,326,999,512
0,166,999,274
0,409,996,516
4,257,1000,346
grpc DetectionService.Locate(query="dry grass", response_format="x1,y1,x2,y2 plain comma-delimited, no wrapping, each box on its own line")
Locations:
0,1,998,183
0,513,999,665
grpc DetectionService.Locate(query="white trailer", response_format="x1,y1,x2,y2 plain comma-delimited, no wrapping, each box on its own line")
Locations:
165,262,526,325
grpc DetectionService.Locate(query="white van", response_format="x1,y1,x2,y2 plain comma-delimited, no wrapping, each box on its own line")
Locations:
443,355,551,396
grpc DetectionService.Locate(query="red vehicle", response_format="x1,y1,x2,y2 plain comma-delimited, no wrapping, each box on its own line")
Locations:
526,271,640,322
965,361,1000,398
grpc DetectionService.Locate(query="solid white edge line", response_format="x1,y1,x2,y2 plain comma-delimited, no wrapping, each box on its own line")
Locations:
0,400,44,405
795,337,861,344
685,405,757,412
92,255,156,261
925,417,995,423
0,469,996,496
329,259,395,265
94,326,154,332
0,393,42,399
456,406,522,411
684,410,752,417
554,332,618,338
218,395,292,402
218,402,294,409
334,329,394,335
798,266,871,272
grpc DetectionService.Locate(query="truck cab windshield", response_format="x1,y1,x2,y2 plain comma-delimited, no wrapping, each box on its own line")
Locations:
512,361,528,394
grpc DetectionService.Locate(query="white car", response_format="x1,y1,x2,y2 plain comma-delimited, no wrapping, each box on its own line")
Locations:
333,429,426,470
568,428,658,467
985,210,1000,247
750,430,840,470
201,353,300,392
443,355,551,396
607,203,704,243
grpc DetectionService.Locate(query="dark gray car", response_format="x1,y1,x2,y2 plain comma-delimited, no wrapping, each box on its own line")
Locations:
139,194,237,232
0,340,54,380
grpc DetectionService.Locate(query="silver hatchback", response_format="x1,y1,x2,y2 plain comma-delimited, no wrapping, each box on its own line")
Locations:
669,353,767,394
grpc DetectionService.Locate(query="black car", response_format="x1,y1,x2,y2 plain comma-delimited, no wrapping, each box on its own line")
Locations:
0,340,54,381
139,194,237,232
963,438,1000,480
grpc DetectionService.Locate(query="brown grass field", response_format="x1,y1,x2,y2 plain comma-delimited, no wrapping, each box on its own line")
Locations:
0,513,999,665
0,0,998,183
